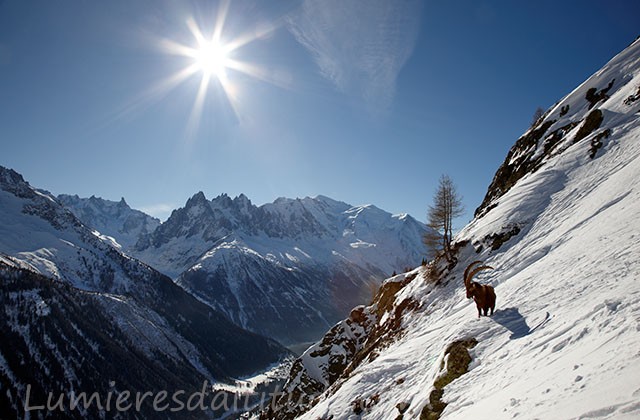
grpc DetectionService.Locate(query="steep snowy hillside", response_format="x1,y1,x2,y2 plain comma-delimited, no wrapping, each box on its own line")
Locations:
133,193,428,345
264,38,640,419
1,259,223,419
58,193,160,251
0,166,288,417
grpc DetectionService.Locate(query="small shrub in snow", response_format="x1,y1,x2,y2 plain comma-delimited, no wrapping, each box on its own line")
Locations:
531,107,545,127
485,224,522,251
396,401,410,413
351,394,380,415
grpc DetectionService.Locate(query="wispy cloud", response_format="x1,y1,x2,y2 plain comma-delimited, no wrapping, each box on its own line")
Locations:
287,0,422,115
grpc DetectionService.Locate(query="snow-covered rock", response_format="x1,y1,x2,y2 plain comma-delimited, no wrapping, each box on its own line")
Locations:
266,38,640,420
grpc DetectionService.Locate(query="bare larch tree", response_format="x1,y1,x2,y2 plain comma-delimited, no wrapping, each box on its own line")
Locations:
424,174,465,263
531,106,545,127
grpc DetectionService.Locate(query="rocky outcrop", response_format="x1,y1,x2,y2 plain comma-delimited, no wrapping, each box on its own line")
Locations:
262,270,425,419
474,75,625,218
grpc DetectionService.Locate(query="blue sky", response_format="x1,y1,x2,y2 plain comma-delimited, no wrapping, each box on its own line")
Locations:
1,1,638,226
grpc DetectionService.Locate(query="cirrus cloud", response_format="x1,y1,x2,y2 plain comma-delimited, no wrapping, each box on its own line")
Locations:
286,0,422,115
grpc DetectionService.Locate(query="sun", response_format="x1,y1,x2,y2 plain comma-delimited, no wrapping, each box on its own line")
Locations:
193,40,230,79
147,1,282,137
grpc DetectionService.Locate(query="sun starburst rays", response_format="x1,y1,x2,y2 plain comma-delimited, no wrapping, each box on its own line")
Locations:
185,72,211,139
119,2,284,141
159,5,251,137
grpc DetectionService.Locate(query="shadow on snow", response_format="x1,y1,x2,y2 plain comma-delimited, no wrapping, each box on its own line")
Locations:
491,307,550,339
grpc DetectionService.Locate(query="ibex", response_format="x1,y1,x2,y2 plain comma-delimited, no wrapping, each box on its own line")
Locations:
464,261,496,318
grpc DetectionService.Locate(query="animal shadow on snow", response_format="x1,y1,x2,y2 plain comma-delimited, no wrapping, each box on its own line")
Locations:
491,307,550,339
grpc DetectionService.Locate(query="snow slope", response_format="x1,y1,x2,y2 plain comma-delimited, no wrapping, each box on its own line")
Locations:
266,38,640,419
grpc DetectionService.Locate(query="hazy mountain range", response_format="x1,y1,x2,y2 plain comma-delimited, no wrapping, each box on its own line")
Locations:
60,191,429,344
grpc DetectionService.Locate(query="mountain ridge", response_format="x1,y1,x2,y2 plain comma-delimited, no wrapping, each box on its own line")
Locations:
0,165,289,418
58,193,160,251
59,189,430,345
133,191,428,344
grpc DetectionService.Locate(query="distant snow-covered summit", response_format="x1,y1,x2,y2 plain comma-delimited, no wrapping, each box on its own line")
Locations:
52,187,429,345
130,191,429,344
133,192,426,276
58,193,160,251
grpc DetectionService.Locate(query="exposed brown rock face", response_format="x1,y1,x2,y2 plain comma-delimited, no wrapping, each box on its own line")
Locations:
262,271,423,419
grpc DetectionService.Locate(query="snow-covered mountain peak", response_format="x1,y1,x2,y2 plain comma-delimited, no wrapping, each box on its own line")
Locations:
345,203,383,218
132,191,430,344
233,192,252,207
269,195,351,215
58,193,160,251
209,192,256,220
0,166,24,186
308,194,351,210
0,179,150,292
0,166,37,199
63,194,135,216
185,190,210,208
